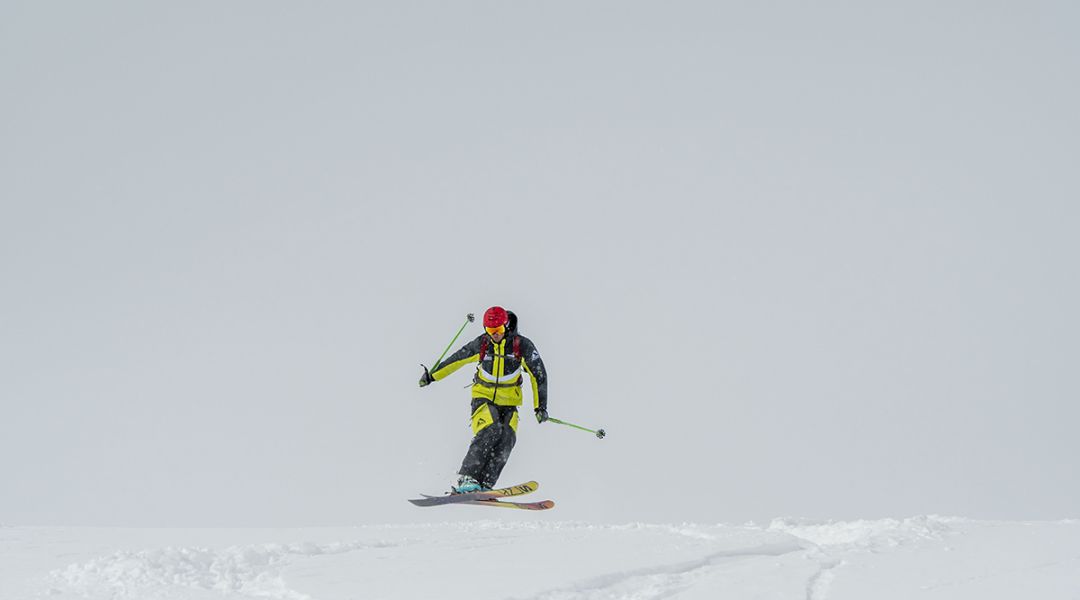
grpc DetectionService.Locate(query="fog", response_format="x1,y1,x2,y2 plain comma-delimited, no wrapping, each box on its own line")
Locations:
2,1,1077,526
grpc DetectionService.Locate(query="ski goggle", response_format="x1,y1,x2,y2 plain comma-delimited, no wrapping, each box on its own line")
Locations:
485,324,506,336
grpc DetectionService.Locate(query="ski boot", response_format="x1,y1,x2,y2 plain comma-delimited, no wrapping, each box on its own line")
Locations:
452,474,482,494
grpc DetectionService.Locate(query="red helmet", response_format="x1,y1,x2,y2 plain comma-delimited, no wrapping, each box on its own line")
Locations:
483,306,509,328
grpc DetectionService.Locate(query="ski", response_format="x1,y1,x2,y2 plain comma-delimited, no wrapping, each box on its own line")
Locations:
407,481,539,507
461,498,555,510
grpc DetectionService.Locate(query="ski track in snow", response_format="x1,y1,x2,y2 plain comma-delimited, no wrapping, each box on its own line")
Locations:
513,543,804,600
805,559,843,600
510,516,953,600
37,517,973,600
770,515,957,600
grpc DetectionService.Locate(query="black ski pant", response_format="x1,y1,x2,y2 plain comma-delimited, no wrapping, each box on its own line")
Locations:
459,399,517,489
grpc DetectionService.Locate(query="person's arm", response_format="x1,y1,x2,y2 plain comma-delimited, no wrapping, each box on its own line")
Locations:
521,337,548,419
430,336,484,381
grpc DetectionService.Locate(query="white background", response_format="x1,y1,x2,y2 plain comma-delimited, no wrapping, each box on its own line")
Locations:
2,1,1078,527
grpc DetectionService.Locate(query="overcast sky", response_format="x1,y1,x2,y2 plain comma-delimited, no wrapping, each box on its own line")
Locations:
2,1,1078,526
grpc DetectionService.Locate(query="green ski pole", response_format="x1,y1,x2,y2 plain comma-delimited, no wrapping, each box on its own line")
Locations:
426,313,475,373
548,417,606,439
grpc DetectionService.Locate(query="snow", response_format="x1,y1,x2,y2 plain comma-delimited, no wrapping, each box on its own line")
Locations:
3,517,1077,599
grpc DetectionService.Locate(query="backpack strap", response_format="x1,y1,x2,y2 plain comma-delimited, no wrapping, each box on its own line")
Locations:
479,337,489,364
479,335,520,366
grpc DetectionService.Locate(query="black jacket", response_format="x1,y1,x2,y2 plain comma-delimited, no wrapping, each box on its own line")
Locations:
431,333,547,410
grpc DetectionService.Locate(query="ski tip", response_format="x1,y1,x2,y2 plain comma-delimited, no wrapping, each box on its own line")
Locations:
490,481,539,497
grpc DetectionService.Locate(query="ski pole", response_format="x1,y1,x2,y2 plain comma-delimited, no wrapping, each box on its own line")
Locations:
548,417,606,439
428,313,475,371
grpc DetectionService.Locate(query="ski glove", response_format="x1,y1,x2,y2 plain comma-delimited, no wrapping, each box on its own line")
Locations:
418,365,434,387
534,408,549,423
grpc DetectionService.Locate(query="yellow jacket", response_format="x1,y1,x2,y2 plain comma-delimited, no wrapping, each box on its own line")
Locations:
431,334,547,409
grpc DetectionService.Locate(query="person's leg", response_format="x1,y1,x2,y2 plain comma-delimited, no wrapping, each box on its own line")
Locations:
479,407,518,489
457,399,501,484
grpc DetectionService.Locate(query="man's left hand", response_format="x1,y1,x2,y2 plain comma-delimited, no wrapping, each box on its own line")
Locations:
535,408,549,423
418,365,434,387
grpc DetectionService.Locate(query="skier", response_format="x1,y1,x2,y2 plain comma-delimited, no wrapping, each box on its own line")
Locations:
418,306,548,493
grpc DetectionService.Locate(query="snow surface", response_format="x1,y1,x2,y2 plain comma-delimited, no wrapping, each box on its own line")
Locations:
3,517,1077,599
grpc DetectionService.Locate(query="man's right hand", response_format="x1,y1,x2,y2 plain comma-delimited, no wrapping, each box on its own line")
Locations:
418,365,434,387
